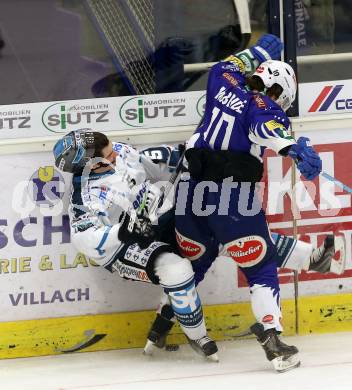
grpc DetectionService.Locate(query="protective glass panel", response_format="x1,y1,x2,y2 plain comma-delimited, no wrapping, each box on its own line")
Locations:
296,0,352,82
0,0,268,104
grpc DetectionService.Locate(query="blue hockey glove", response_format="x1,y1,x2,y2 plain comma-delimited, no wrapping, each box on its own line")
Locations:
288,137,322,180
250,34,283,63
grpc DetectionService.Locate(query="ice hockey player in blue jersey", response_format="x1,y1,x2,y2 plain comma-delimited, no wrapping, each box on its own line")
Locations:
172,33,321,372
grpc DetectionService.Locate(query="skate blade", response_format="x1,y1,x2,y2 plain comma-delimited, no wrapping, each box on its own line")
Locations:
207,352,220,362
143,340,179,355
330,235,346,275
272,354,301,373
143,340,157,356
188,343,220,362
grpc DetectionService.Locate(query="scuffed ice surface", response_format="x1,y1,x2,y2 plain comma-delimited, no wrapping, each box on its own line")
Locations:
0,332,352,390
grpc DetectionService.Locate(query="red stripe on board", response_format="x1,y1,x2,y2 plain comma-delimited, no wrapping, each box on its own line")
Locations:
308,86,333,112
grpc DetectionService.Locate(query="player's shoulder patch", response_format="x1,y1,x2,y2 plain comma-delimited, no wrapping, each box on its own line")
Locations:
253,94,267,109
264,119,285,131
112,142,125,153
222,72,239,87
222,55,245,73
264,119,293,140
113,142,133,158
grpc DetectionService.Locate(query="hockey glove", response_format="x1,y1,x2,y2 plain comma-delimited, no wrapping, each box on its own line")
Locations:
142,185,164,223
288,137,322,180
250,33,283,63
118,210,156,249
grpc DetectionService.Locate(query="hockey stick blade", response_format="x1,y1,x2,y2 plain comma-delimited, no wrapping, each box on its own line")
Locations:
224,327,253,338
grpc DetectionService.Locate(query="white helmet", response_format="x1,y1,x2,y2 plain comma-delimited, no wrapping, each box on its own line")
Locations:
253,60,297,111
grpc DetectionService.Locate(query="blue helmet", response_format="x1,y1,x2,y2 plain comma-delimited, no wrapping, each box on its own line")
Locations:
53,130,95,173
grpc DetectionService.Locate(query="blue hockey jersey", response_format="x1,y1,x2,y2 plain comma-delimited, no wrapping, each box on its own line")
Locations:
189,57,296,161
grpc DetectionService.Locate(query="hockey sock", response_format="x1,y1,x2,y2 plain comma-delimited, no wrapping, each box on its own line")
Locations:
164,280,206,340
250,283,283,332
154,252,206,340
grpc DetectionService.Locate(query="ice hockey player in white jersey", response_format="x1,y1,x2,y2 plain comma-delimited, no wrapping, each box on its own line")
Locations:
53,129,218,361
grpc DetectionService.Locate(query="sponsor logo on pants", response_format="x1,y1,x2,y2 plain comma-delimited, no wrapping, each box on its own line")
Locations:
224,235,267,267
262,314,274,324
175,229,205,261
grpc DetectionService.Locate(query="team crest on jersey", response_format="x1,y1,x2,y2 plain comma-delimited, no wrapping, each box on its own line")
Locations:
224,235,267,267
175,229,205,261
253,94,267,109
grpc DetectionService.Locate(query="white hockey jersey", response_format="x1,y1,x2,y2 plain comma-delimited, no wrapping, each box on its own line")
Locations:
69,142,174,266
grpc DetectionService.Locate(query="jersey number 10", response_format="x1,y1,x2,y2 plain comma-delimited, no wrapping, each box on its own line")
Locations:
203,107,236,150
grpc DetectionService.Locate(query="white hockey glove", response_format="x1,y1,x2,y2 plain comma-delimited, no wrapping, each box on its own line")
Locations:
138,184,164,224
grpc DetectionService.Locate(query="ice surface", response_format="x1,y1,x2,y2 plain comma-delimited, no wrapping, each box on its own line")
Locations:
0,332,351,390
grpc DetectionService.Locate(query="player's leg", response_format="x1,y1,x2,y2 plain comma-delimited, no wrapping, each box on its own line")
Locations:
243,260,300,373
105,239,217,360
272,233,346,274
145,178,220,359
151,251,218,361
207,185,300,372
144,242,219,356
144,292,175,351
145,183,220,356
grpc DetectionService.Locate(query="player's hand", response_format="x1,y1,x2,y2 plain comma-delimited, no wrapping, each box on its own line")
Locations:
250,34,283,62
138,184,164,223
288,137,322,180
118,210,156,249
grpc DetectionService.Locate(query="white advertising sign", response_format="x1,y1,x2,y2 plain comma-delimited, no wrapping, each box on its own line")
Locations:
299,79,352,116
0,92,206,139
1,80,351,141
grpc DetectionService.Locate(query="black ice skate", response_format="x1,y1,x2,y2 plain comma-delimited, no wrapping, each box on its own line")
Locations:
143,304,175,355
250,323,300,373
309,234,346,275
187,335,219,362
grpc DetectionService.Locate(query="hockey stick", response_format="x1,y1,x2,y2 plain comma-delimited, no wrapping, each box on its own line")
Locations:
145,118,206,225
292,150,352,194
321,171,352,194
146,143,187,222
232,0,251,50
157,115,205,212
160,147,186,202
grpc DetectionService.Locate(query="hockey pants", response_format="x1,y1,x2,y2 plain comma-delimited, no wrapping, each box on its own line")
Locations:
175,179,287,332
